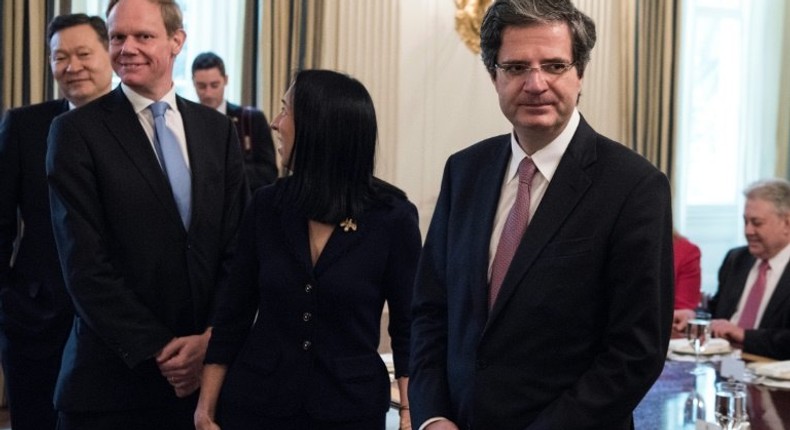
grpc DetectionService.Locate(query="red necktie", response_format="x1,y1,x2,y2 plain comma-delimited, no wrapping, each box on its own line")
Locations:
737,260,770,329
489,157,538,310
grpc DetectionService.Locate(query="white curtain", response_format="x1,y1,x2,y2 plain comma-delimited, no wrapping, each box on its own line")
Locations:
574,0,631,147
772,0,790,177
319,0,400,182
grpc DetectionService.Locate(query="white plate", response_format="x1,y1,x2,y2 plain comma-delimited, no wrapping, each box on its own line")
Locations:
749,360,790,381
669,338,732,355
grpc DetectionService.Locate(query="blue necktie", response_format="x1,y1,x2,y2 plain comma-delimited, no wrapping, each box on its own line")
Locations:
149,101,191,227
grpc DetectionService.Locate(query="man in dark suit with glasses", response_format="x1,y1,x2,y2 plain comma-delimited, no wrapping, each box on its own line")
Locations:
409,1,674,428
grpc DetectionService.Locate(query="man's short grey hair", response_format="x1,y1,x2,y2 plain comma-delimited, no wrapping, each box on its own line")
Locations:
745,178,790,215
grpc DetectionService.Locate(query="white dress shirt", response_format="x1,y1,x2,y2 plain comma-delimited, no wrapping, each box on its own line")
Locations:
121,83,190,168
216,99,228,115
486,109,580,279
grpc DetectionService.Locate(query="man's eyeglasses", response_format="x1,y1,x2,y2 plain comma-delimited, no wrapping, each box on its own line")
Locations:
494,62,576,79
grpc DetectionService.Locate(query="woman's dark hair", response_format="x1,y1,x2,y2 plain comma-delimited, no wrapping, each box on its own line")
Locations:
279,69,395,224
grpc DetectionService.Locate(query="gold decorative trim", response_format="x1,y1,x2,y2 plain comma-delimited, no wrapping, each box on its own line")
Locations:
454,0,493,54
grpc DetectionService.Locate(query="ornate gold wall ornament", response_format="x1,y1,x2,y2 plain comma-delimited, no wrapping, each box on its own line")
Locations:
454,0,494,54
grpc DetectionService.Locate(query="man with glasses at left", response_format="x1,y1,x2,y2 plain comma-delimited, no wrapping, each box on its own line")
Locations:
0,13,113,430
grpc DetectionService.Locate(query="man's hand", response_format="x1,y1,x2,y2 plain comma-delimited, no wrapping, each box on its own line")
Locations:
672,309,696,333
425,420,460,430
157,328,212,397
710,319,745,343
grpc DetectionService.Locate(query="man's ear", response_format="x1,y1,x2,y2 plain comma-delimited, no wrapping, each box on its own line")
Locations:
171,28,186,56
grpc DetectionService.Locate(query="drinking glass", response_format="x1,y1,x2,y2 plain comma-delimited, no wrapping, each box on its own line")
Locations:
686,317,711,374
714,381,748,430
683,389,706,429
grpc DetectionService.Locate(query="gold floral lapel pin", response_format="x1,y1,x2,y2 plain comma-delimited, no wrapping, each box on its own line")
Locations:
340,218,357,232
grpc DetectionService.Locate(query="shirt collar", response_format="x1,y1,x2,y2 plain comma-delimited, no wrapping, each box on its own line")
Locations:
217,100,227,115
121,83,180,115
506,108,580,182
765,241,790,272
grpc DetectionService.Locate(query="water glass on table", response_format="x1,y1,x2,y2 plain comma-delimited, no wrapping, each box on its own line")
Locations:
686,316,711,374
714,381,748,430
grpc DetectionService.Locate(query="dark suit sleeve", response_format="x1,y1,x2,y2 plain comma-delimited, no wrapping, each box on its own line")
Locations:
529,169,675,428
0,110,20,282
46,115,173,368
744,328,790,359
205,189,261,364
206,117,249,329
410,159,455,425
383,200,421,378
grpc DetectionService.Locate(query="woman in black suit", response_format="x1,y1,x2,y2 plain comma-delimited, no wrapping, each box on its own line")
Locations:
194,70,420,430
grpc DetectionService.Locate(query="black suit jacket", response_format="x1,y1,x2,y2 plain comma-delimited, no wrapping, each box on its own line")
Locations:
206,180,421,421
410,117,674,430
226,102,277,191
710,246,790,359
46,86,247,411
0,99,73,358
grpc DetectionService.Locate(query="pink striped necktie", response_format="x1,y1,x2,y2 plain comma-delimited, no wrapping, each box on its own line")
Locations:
489,157,538,310
737,260,770,329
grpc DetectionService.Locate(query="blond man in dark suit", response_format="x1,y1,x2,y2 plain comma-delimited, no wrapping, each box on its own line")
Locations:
46,1,247,428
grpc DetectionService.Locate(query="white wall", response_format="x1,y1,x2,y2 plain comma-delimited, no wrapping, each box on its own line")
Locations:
325,1,628,235
396,0,510,233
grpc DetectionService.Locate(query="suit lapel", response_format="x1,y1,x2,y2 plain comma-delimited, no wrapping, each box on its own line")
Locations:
101,87,183,228
226,102,241,118
57,99,70,115
279,205,313,274
487,118,596,324
275,192,373,277
313,214,368,277
468,137,513,304
761,260,790,327
178,97,205,232
725,252,753,317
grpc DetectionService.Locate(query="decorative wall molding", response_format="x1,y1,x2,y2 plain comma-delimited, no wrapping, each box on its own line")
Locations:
454,0,493,54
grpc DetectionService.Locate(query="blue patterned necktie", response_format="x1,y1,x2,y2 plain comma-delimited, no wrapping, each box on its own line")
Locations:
149,101,191,228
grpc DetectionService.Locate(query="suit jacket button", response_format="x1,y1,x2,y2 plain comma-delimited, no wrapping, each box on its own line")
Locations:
302,312,312,322
476,360,487,370
302,340,312,350
305,284,313,293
